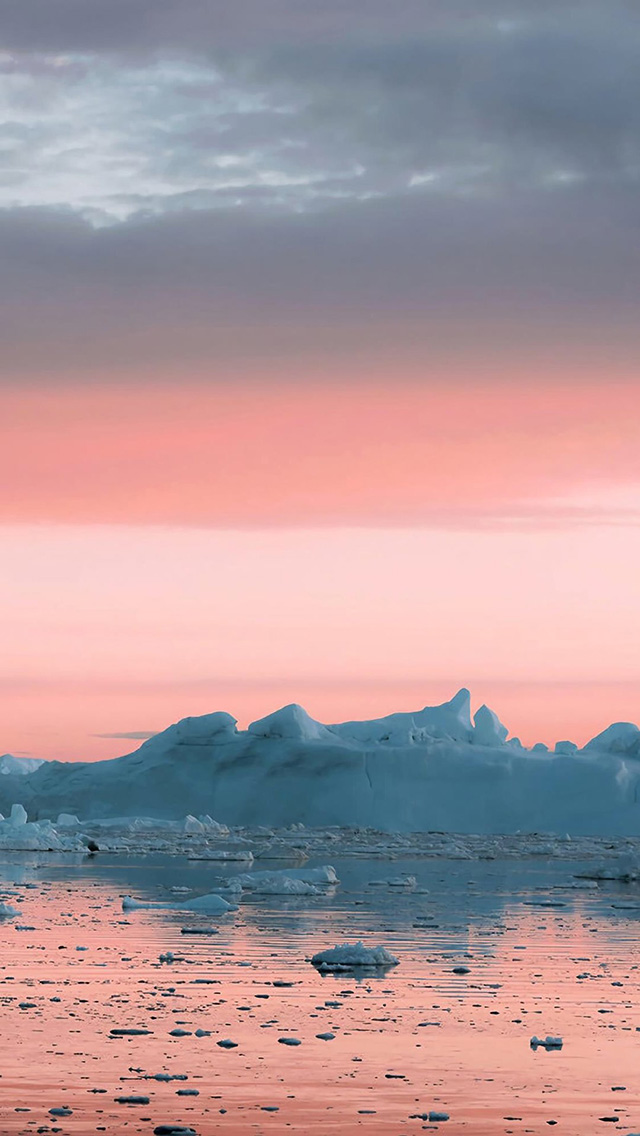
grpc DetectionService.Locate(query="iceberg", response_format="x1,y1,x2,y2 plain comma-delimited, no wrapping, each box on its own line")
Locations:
2,690,640,836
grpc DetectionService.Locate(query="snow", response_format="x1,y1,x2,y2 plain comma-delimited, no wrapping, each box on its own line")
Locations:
311,942,400,970
3,688,640,835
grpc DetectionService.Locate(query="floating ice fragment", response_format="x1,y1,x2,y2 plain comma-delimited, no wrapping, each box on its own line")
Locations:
311,942,399,970
230,865,338,892
530,1035,563,1049
153,1127,197,1136
122,893,237,914
9,803,28,827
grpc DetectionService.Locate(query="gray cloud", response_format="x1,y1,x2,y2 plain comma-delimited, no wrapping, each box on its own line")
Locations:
1,2,639,377
2,184,640,376
93,731,157,740
3,1,614,55
1,10,640,222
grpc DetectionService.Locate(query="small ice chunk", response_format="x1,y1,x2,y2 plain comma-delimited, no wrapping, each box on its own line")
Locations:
9,803,28,827
122,893,237,915
183,814,205,835
530,1035,563,1049
311,942,399,970
231,865,338,890
153,1128,197,1136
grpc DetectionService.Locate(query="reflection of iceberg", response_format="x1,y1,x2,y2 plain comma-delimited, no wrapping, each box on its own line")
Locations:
3,690,640,835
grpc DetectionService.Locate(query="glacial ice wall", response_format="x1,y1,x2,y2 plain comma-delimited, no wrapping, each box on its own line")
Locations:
1,690,640,835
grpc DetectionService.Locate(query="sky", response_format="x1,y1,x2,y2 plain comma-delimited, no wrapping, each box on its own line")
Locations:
1,0,639,761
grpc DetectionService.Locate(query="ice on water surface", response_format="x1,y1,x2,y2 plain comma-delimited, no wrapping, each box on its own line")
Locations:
0,841,639,1132
1,691,640,1129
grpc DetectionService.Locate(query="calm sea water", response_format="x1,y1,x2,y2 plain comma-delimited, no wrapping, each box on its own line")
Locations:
1,851,639,1135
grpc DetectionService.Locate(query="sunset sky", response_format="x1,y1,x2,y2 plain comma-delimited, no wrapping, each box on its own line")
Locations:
2,0,639,761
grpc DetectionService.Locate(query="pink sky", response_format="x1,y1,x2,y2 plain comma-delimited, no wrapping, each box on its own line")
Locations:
2,378,639,527
1,410,639,761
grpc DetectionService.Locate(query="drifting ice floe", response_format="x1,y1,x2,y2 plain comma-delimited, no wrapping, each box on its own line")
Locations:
530,1035,563,1050
122,893,238,914
230,865,338,893
311,942,399,970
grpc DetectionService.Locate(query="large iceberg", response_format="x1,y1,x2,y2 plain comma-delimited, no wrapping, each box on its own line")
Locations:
2,690,640,836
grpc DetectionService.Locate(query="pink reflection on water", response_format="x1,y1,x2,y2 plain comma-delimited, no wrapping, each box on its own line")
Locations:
0,856,639,1133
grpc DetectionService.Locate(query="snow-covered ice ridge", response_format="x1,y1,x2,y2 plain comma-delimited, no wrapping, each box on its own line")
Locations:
0,753,44,776
1,689,640,835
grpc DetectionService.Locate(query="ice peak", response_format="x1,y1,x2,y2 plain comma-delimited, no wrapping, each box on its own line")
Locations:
473,704,509,747
584,721,640,756
248,704,337,743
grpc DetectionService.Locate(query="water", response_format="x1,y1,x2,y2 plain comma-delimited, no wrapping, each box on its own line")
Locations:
1,851,640,1135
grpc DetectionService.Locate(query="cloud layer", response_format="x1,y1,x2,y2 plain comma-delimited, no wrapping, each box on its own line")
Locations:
2,8,640,220
1,2,640,378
